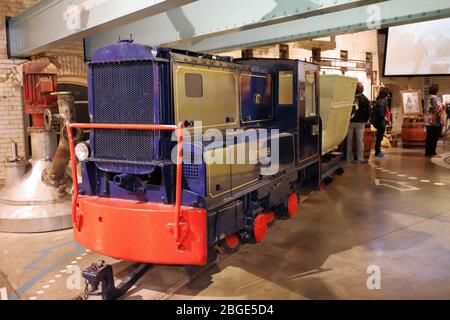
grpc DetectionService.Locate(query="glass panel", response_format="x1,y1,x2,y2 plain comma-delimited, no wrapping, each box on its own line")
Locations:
305,71,316,116
185,73,203,97
278,70,293,105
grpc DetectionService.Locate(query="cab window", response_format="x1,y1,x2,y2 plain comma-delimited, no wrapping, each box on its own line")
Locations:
305,71,316,116
185,73,203,97
278,70,293,105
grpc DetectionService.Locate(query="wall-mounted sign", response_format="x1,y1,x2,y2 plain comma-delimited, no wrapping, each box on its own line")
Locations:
318,57,367,71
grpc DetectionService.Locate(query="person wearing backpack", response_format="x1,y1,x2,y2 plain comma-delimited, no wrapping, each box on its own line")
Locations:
346,82,371,163
372,87,390,158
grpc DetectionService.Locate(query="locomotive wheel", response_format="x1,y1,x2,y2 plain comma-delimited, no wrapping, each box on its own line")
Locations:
253,214,268,242
264,210,276,227
219,234,241,254
287,193,299,218
336,167,345,176
323,176,333,185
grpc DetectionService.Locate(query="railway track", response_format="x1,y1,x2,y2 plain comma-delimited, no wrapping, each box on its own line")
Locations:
158,253,230,301
77,251,230,300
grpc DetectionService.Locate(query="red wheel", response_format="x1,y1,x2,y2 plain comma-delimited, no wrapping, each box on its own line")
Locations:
287,193,299,218
264,210,276,226
219,234,240,254
253,214,268,242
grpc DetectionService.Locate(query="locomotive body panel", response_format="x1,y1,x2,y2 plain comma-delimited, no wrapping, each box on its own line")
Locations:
173,62,239,131
236,58,321,180
240,72,273,123
75,196,208,265
204,145,232,198
298,64,321,164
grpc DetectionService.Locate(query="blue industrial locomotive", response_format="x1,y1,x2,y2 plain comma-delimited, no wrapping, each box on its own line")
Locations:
68,40,321,266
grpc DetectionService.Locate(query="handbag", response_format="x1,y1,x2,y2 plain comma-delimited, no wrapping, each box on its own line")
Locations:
385,106,391,122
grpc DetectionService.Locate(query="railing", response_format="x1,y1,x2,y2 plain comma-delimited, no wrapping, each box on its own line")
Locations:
67,122,185,243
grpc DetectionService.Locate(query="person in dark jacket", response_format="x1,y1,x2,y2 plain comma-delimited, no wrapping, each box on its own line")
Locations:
424,84,446,156
373,87,389,158
346,82,371,162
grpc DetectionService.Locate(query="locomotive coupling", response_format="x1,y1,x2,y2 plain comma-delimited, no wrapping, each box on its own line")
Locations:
113,174,146,193
80,261,151,300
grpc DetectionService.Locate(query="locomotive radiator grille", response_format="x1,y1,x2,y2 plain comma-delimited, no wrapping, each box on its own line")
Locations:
91,61,156,163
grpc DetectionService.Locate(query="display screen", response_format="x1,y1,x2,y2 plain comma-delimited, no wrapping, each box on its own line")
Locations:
384,17,450,76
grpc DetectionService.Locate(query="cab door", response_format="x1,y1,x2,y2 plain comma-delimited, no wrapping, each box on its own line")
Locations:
298,65,320,163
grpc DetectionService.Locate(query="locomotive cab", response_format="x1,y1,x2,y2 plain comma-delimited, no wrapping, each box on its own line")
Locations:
236,58,321,187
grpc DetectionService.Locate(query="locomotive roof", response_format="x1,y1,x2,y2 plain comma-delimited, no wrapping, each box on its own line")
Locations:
90,41,315,73
167,51,269,74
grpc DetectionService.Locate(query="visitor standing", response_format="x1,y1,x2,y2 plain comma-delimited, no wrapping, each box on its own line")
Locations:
424,84,446,156
372,88,389,158
346,82,371,162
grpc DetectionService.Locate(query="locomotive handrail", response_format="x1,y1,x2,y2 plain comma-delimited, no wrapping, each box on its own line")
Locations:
67,122,185,243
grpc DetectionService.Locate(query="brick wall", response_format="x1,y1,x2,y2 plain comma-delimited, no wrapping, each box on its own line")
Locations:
33,41,87,81
0,1,38,183
223,30,380,64
222,30,381,95
0,1,86,184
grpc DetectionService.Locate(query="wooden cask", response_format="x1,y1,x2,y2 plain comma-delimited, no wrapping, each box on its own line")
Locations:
401,118,426,148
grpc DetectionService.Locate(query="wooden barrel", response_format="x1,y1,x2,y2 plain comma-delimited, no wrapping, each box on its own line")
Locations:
353,124,375,159
401,118,426,148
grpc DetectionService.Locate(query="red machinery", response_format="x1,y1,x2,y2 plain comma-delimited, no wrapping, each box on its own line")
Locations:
22,61,58,128
0,61,73,233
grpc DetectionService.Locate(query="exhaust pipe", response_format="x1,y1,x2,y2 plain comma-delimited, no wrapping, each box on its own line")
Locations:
43,92,78,187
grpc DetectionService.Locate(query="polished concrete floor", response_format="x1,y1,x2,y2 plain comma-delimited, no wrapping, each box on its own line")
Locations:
0,140,449,300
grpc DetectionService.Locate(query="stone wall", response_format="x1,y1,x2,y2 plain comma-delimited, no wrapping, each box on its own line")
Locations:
222,30,381,99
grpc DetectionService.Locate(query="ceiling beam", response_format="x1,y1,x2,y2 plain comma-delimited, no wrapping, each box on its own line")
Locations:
7,0,196,57
176,0,450,53
83,0,387,60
